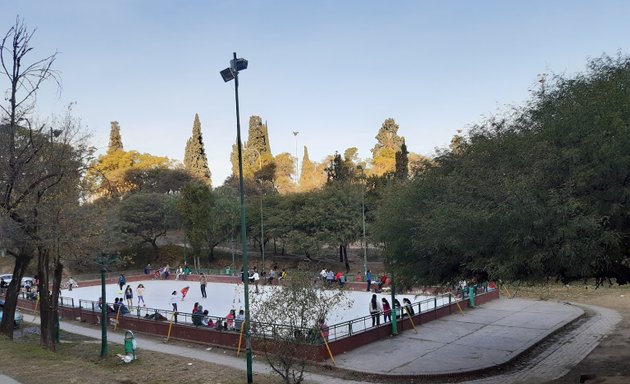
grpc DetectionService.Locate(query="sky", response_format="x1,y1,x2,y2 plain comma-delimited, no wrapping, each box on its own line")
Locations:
2,1,629,185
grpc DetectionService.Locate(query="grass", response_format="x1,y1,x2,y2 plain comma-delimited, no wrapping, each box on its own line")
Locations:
0,326,281,384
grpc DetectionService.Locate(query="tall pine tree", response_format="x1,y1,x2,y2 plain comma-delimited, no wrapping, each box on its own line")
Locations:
370,118,405,176
394,141,409,180
108,121,123,153
184,113,212,187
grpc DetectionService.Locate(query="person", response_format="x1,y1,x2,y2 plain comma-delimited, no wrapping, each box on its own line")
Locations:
192,302,199,314
118,274,126,293
98,297,114,313
369,294,382,326
202,310,211,327
0,278,7,288
162,265,170,280
136,284,146,307
320,268,327,281
336,272,346,287
145,311,167,321
366,270,373,292
192,305,204,326
184,264,191,280
170,291,178,312
356,272,362,282
279,268,287,285
175,265,183,280
317,318,329,342
402,297,414,316
252,267,260,293
326,270,335,285
199,273,207,298
67,276,77,291
118,298,130,315
144,263,152,275
124,285,133,308
377,273,387,292
382,298,392,323
267,267,276,285
393,298,401,319
225,309,236,330
234,309,245,331
153,269,161,280
181,286,190,301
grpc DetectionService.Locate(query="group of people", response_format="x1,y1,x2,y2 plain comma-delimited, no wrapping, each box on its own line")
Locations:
368,294,415,326
240,265,287,292
365,270,388,293
320,269,347,287
191,302,245,331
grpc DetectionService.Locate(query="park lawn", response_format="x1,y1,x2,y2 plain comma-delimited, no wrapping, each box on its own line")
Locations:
0,328,280,384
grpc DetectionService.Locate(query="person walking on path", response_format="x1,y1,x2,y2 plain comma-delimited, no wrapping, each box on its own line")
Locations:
118,274,126,294
199,273,207,298
366,270,373,292
124,285,133,308
136,284,146,307
369,294,382,326
382,298,392,323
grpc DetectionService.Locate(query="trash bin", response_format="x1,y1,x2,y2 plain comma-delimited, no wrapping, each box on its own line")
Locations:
225,267,231,275
123,330,137,362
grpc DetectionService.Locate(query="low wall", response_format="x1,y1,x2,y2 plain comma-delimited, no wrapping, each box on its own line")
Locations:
17,284,499,362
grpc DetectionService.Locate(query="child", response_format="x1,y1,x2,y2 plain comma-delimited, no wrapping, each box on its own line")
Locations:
136,284,146,307
170,291,178,312
181,286,190,301
124,285,133,308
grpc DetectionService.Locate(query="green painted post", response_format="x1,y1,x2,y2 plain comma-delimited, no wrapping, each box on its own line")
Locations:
468,285,475,308
390,276,398,336
100,267,108,357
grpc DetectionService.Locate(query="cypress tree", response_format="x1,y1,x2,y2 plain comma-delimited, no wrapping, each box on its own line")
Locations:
184,113,212,187
394,141,409,180
108,121,124,153
371,118,405,176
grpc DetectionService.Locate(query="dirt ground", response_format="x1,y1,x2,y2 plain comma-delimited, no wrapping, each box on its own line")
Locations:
512,283,630,384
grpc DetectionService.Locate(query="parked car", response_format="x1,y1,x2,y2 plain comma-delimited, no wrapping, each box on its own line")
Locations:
0,274,34,288
0,299,23,327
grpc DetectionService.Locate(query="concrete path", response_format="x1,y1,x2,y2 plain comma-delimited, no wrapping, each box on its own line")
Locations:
334,298,584,376
2,298,620,384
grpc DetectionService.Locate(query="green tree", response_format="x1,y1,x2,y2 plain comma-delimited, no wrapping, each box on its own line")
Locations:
183,113,212,186
299,146,325,192
394,141,409,181
370,118,405,176
108,121,123,153
118,193,176,260
375,54,630,288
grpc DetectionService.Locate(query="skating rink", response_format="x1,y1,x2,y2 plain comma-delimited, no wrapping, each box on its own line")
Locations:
60,278,445,327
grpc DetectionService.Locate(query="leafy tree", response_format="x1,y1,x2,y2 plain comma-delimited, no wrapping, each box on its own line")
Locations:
177,183,239,263
86,148,173,199
251,264,352,384
122,167,194,194
183,113,212,186
375,54,630,288
272,152,297,194
370,118,405,176
108,121,123,153
299,146,325,192
118,193,176,260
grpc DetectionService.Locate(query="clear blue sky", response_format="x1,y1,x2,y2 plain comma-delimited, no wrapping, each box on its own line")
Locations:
2,1,629,185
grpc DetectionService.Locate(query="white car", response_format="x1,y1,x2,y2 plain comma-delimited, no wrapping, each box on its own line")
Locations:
0,274,35,288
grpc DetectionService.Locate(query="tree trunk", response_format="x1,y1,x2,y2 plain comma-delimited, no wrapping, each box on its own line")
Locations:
150,239,160,261
339,245,343,262
0,248,31,338
342,244,350,273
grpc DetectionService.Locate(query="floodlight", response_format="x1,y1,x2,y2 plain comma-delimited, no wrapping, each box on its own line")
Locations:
220,68,235,82
231,58,248,71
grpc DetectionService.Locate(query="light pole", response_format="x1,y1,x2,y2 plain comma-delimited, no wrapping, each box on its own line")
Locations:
357,166,368,277
221,52,253,384
292,131,299,182
257,179,265,274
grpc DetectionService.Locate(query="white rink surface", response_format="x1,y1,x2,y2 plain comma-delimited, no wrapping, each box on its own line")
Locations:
60,279,444,327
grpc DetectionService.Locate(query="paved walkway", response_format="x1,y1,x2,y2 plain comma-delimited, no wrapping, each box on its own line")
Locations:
0,298,621,384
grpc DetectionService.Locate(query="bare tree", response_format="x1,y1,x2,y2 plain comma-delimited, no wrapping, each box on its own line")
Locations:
0,16,62,340
250,264,352,384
